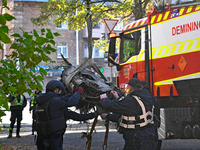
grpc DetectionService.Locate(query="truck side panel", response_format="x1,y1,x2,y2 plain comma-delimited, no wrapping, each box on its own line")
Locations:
149,5,200,97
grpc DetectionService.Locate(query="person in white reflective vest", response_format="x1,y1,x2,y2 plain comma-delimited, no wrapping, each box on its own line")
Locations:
7,94,27,138
100,78,155,150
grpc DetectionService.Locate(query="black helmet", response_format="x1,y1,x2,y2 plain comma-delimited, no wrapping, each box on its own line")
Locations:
46,80,65,93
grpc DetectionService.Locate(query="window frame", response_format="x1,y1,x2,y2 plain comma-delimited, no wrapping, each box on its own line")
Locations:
57,44,68,58
119,30,141,64
114,20,123,31
56,21,68,30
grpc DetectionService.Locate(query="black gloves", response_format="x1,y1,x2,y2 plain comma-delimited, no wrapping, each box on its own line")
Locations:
95,106,107,116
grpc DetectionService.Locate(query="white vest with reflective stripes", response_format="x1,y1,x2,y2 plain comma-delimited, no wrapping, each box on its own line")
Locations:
10,95,24,106
120,95,154,129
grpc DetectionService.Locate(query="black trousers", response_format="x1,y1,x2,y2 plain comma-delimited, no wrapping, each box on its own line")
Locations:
122,127,155,150
37,134,63,150
9,110,23,135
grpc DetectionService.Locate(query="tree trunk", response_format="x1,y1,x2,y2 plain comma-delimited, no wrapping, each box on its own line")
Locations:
87,17,93,59
86,0,93,59
134,0,144,20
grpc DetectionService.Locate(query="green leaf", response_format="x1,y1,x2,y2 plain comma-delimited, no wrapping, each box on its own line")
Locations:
33,29,39,37
46,29,53,39
36,75,44,81
11,33,21,37
3,0,7,8
19,27,23,32
10,43,19,49
36,37,48,45
49,39,55,45
0,68,6,74
0,31,11,43
39,67,47,76
0,44,3,50
27,89,32,95
8,87,16,93
23,32,33,39
8,60,15,68
0,26,9,34
41,29,45,33
4,13,16,21
53,32,60,36
0,15,6,25
26,77,32,84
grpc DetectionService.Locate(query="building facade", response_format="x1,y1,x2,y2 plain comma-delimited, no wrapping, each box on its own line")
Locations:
1,0,127,93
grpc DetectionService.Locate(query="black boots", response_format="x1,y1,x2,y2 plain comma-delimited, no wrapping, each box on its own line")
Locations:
7,130,13,138
16,125,21,138
16,134,21,138
7,133,21,138
7,133,12,138
7,128,21,138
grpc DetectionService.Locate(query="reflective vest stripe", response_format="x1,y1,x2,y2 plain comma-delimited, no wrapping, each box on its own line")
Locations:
120,122,135,129
10,95,24,106
121,115,136,121
30,95,35,107
119,95,154,129
132,96,154,127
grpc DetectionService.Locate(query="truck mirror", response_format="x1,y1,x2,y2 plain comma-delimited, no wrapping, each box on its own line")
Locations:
108,38,121,71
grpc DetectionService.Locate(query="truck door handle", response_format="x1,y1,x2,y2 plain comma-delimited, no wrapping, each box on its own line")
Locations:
169,64,174,69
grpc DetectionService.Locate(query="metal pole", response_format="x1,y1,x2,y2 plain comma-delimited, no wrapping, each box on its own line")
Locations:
76,8,79,65
110,66,112,82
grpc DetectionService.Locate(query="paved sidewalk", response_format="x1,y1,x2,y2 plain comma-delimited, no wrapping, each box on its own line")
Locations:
0,121,124,150
0,103,124,150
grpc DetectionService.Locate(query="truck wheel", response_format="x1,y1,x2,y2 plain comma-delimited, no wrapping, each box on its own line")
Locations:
156,140,162,150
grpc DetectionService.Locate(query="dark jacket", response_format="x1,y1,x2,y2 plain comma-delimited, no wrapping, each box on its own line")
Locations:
100,90,153,126
29,91,42,111
107,113,121,123
35,91,81,135
64,109,96,122
151,96,161,128
100,89,154,117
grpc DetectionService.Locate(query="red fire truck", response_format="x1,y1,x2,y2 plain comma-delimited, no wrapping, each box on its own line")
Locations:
108,0,200,142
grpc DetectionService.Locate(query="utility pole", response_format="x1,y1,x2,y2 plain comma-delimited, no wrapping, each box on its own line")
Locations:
76,7,79,65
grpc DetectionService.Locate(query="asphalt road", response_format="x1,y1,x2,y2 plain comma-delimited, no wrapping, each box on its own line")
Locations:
1,104,200,150
1,122,200,150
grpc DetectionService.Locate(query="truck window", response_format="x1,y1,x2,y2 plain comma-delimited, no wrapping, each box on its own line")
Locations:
119,30,141,64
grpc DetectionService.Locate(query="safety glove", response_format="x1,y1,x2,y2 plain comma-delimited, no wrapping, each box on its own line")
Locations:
95,105,107,117
77,87,84,94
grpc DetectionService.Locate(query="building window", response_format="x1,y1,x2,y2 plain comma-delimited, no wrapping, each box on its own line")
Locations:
94,47,99,58
84,42,104,58
93,46,104,58
93,21,100,29
56,21,68,30
114,21,123,31
57,44,68,58
84,42,88,58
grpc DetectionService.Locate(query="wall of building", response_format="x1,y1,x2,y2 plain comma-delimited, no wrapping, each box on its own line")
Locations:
2,1,136,95
12,1,84,67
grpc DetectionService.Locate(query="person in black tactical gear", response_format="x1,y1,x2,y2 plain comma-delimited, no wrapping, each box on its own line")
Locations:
141,81,161,150
35,79,97,150
29,88,42,135
100,78,155,150
7,94,27,138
